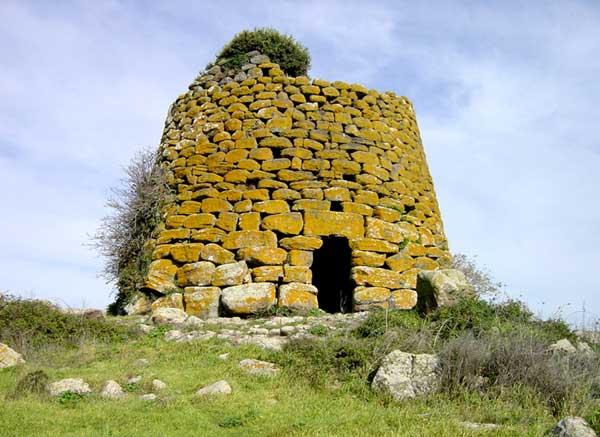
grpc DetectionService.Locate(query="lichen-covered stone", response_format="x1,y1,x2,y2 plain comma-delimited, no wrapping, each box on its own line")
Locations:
353,286,391,307
304,211,364,239
352,266,407,289
144,260,178,294
151,293,184,311
176,261,216,287
390,289,418,309
170,243,203,263
279,235,323,250
278,283,318,311
184,286,220,318
416,269,474,313
222,230,278,249
251,266,283,282
213,261,249,286
261,212,303,235
237,247,287,265
200,244,235,264
220,283,276,315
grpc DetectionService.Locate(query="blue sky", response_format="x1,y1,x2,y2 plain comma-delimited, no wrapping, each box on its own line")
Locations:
1,1,599,324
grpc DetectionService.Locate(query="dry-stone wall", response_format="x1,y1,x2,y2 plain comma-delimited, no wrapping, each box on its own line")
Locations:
143,52,450,318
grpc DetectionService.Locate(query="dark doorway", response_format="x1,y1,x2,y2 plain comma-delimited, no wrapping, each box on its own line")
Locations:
311,237,353,313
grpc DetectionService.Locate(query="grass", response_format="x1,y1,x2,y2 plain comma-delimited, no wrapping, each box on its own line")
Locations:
0,296,597,436
0,335,557,437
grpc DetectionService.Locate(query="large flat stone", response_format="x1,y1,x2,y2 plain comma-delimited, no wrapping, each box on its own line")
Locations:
303,210,364,239
220,283,276,315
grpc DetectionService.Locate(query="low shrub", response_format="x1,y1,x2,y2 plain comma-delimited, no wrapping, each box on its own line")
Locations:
11,370,49,399
0,295,135,353
439,331,600,414
214,28,311,77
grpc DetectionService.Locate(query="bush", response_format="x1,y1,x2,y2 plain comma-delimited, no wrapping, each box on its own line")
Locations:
0,295,134,353
11,370,49,399
91,149,170,314
439,331,599,414
214,28,310,77
451,253,503,299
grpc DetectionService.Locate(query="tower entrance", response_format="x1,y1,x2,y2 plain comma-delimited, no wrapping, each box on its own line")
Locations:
311,237,353,313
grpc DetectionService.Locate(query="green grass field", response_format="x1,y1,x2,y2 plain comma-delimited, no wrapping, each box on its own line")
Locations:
0,334,557,437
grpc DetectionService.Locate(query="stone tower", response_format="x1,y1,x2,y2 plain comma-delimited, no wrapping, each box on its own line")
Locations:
141,52,450,318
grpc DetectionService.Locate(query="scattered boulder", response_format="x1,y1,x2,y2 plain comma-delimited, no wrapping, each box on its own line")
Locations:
239,359,280,377
371,350,439,400
459,422,501,431
551,417,597,437
138,324,153,334
101,380,124,399
185,315,205,327
196,380,232,396
152,379,167,391
575,330,600,345
548,339,578,354
416,269,474,313
0,343,25,369
577,341,595,357
151,307,187,325
47,378,91,397
218,353,230,361
140,393,157,401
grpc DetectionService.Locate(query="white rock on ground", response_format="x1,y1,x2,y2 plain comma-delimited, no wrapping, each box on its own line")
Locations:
152,379,167,391
127,375,142,384
0,343,25,368
371,350,439,401
140,393,157,401
548,339,578,354
196,380,232,396
239,359,280,377
577,341,595,357
151,307,188,325
551,416,597,437
47,378,92,397
101,380,124,399
218,353,230,361
459,422,501,431
416,269,474,312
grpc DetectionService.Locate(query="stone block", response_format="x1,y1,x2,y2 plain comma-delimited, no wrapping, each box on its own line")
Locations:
283,265,312,283
352,250,386,267
222,230,278,249
238,247,287,265
288,250,313,266
351,266,409,289
261,212,303,235
390,289,418,310
176,261,216,287
278,283,318,311
221,283,276,315
279,235,323,250
151,293,184,311
253,200,290,214
213,261,249,286
201,244,235,264
144,259,178,294
170,243,203,263
184,287,221,319
303,210,365,239
251,266,283,282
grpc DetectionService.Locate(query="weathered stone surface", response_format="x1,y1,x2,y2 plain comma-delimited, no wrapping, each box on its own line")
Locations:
551,417,597,437
283,265,312,283
152,379,167,391
352,266,407,289
548,339,578,354
151,293,184,311
353,286,391,306
279,235,323,250
390,289,418,309
144,260,178,294
288,249,313,266
196,380,232,396
101,380,124,399
124,294,152,315
222,230,277,249
151,307,188,325
262,212,303,235
279,283,318,311
385,254,415,272
221,283,276,315
0,343,25,368
416,269,474,313
252,266,283,282
200,244,235,264
304,210,364,239
365,217,409,244
350,238,398,253
184,287,220,319
253,200,290,214
352,250,386,267
371,350,439,400
48,378,92,397
237,247,287,265
176,261,215,287
239,359,280,377
140,393,157,401
170,243,203,263
213,261,249,286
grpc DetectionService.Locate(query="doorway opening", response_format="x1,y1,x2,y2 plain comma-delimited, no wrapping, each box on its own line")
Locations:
311,236,353,313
